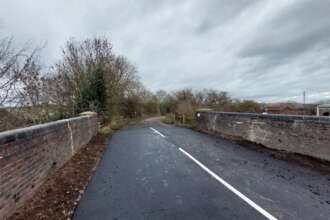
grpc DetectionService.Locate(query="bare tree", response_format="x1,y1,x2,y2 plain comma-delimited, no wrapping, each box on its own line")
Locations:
0,34,43,107
204,89,230,110
13,47,43,107
0,37,21,105
194,89,207,106
51,37,141,119
156,90,167,103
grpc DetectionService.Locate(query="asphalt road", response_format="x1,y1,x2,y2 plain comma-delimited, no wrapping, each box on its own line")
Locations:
73,120,330,220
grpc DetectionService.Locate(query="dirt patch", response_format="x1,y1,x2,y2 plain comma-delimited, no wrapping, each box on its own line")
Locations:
8,132,111,220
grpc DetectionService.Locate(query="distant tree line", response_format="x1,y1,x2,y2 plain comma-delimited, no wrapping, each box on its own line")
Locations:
154,88,262,125
0,34,262,130
0,36,156,125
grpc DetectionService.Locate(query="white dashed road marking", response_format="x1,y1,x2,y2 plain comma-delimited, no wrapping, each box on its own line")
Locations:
179,147,278,220
150,127,166,138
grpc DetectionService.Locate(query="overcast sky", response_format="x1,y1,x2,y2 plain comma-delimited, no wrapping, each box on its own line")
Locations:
1,0,330,103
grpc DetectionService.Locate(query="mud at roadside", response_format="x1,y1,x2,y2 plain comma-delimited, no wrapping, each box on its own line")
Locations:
8,132,110,220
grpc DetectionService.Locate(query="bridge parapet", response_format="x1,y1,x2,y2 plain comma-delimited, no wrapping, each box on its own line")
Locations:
0,114,98,219
196,111,330,162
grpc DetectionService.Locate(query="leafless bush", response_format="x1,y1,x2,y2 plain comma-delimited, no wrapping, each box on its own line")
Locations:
0,37,22,105
48,37,142,121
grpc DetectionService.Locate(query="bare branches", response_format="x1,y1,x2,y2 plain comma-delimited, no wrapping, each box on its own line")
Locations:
45,37,142,119
0,37,23,105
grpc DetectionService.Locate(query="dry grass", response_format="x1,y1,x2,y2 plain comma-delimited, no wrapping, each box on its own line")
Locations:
109,116,128,130
0,109,27,132
162,114,175,124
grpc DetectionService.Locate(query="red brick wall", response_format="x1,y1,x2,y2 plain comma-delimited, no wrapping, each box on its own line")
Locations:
267,109,281,114
0,115,98,219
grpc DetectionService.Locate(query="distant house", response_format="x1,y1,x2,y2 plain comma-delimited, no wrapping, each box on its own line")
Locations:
265,102,308,115
265,103,281,114
317,104,330,116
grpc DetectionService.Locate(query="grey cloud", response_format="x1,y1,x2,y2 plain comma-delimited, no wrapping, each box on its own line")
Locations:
193,0,261,34
239,1,330,61
0,0,329,103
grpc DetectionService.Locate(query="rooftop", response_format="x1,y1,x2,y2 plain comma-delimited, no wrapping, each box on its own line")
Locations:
266,102,304,110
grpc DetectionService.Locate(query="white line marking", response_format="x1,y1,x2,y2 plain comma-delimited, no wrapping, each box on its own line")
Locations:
150,127,166,138
179,147,278,220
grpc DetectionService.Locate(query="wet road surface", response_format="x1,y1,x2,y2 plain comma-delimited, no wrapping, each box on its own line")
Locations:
73,121,330,220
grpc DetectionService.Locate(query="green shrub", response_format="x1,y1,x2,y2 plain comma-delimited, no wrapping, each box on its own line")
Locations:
110,116,128,130
143,100,159,115
162,114,175,124
100,125,113,136
75,67,107,115
120,95,142,118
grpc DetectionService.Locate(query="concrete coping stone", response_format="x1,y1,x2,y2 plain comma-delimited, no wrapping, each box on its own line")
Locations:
80,111,97,116
0,115,95,146
196,111,330,124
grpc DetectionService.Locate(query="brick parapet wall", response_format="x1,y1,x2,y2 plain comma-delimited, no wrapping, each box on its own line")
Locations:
196,111,330,162
0,115,98,219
